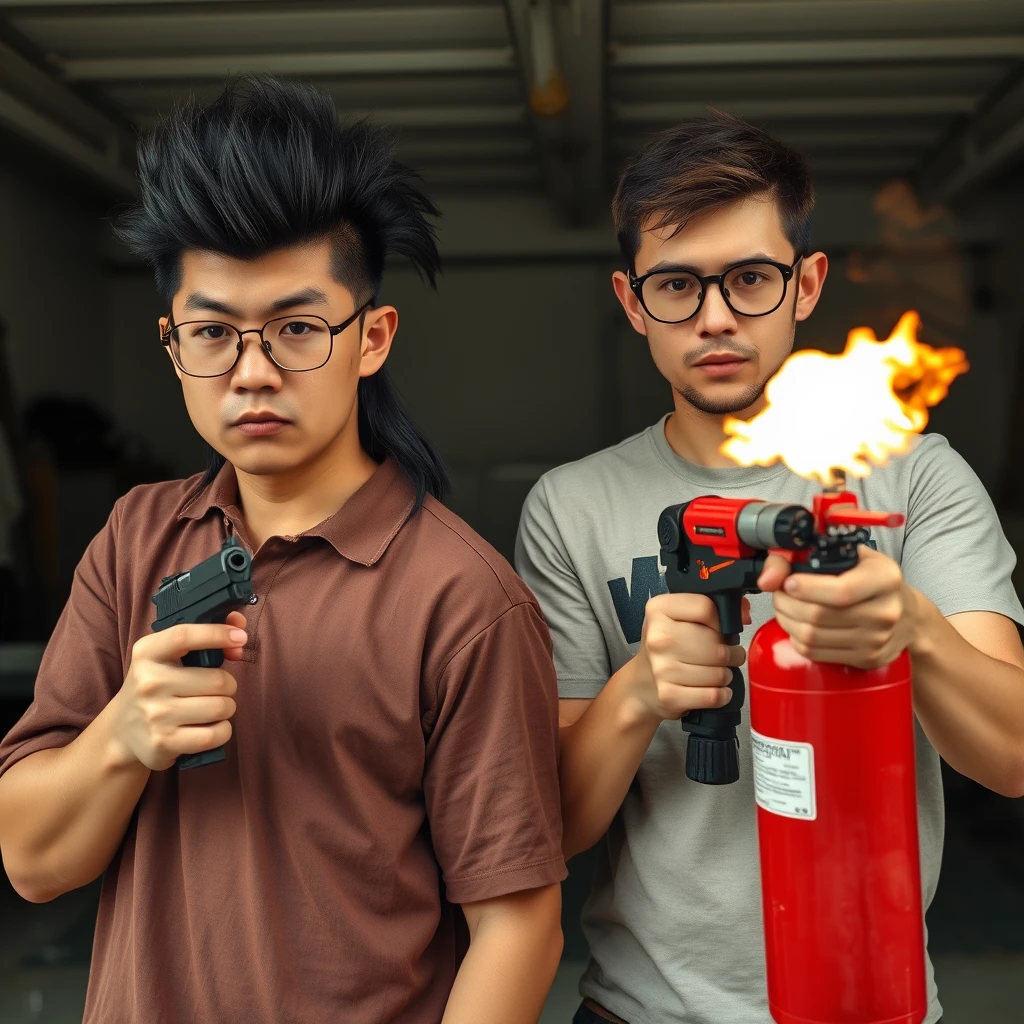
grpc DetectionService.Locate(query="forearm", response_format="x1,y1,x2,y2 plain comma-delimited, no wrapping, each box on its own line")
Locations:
0,698,150,901
443,888,563,1024
910,595,1024,797
560,659,660,860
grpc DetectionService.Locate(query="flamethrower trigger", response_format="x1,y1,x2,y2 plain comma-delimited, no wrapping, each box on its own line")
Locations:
657,491,904,786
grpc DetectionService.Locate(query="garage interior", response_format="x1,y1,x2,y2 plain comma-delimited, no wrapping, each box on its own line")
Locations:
1,1,1023,1021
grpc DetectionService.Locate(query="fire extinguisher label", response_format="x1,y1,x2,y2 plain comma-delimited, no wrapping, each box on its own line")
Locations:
750,730,817,820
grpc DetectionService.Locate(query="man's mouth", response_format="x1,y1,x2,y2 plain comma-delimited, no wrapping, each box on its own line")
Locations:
693,352,749,377
231,411,292,436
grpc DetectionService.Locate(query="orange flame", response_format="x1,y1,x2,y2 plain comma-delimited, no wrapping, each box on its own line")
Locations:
721,311,968,484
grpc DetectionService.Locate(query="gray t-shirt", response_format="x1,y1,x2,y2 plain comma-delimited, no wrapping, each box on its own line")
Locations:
515,415,1024,1024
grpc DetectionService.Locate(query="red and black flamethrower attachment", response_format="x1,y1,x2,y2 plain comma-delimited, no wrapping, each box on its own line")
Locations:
657,486,904,786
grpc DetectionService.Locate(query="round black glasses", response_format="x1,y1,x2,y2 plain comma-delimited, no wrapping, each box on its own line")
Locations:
629,257,803,325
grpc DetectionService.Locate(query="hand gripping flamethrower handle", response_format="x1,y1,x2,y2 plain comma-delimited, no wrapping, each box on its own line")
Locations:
657,498,817,786
658,494,905,785
150,537,253,770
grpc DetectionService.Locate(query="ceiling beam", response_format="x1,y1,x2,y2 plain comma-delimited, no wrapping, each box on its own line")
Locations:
614,128,942,154
0,36,136,196
1,0,266,5
131,104,527,133
0,87,137,194
615,95,977,123
611,36,1024,68
916,67,1024,202
613,0,1024,37
504,0,608,226
62,47,515,81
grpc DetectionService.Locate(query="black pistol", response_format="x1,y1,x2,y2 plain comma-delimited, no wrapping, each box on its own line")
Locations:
151,536,253,770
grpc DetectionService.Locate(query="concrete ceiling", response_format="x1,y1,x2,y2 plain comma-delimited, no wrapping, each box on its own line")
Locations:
1,0,1022,223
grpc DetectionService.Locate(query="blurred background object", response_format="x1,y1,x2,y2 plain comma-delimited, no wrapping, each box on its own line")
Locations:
0,1,1023,1021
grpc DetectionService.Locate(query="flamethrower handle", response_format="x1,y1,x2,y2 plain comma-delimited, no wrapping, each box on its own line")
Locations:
682,664,744,786
679,590,745,785
712,592,745,643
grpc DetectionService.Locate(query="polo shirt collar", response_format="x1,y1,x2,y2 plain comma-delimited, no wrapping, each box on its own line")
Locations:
178,457,416,566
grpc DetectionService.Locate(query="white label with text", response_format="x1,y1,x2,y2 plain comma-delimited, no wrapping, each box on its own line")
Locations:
751,729,816,820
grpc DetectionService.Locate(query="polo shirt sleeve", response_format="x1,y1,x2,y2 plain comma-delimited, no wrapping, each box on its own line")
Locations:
0,500,124,778
423,600,567,906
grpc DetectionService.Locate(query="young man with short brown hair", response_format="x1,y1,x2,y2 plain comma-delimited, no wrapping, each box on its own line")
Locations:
517,112,1024,1024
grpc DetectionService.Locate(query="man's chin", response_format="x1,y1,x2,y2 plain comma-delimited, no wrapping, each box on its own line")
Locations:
221,446,302,479
676,381,765,416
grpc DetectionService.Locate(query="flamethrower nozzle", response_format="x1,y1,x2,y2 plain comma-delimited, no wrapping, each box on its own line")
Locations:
736,502,815,551
824,505,905,529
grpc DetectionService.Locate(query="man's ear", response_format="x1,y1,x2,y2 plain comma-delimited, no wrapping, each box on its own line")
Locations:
358,305,398,378
158,316,183,381
794,252,828,323
612,271,648,337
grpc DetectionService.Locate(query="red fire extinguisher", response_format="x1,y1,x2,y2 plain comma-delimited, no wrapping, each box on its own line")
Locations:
659,491,926,1024
749,490,925,1024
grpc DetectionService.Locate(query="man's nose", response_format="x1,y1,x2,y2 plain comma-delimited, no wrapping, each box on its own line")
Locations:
231,331,283,389
693,281,738,336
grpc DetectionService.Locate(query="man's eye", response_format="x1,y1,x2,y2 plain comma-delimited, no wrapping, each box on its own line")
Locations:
197,325,229,340
663,278,692,292
281,321,313,336
738,272,767,286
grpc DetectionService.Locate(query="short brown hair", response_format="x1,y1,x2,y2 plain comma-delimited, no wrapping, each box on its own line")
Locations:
612,110,814,269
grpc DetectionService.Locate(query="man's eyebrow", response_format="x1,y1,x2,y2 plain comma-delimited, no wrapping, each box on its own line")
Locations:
640,252,780,275
181,287,330,317
268,287,329,312
182,292,240,316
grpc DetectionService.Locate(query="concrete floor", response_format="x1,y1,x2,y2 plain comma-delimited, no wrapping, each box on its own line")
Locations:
540,955,1024,1024
2,955,1023,1024
0,767,1021,1023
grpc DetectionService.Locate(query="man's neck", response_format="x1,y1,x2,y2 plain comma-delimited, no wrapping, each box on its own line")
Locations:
233,432,379,551
664,392,766,468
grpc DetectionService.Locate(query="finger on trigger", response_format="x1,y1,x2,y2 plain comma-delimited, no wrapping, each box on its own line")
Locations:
163,622,248,660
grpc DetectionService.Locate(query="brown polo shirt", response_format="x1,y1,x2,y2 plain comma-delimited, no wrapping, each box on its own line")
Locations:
0,458,566,1023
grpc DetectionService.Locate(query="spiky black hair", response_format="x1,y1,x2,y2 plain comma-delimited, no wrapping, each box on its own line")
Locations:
115,75,448,507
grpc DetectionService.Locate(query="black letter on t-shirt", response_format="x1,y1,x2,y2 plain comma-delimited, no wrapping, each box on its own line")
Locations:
607,556,668,645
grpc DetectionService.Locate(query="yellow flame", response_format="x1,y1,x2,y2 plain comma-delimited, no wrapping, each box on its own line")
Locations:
721,311,968,484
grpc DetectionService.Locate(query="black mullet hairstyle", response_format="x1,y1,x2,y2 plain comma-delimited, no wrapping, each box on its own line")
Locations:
114,75,449,509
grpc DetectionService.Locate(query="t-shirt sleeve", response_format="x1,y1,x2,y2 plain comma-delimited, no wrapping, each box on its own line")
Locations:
515,476,612,699
900,437,1024,624
423,601,566,906
0,500,124,778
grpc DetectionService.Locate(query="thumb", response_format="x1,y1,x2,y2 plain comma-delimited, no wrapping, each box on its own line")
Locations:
758,552,794,593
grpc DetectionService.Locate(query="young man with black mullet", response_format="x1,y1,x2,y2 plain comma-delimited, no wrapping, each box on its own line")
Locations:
0,77,565,1024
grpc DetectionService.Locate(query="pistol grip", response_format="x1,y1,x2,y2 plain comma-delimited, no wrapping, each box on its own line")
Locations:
177,648,227,769
181,648,225,669
178,748,226,770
